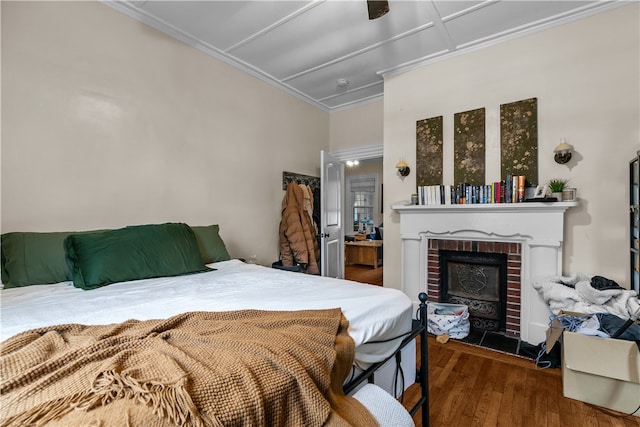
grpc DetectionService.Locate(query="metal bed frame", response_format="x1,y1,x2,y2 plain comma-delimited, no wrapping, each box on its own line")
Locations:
344,292,429,427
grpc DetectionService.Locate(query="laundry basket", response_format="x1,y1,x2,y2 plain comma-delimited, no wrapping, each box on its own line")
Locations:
426,302,470,339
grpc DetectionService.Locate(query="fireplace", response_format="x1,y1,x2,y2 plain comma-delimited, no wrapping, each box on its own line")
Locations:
440,249,508,332
392,202,577,345
429,239,522,336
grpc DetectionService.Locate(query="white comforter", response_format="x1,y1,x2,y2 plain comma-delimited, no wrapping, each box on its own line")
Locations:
0,260,413,368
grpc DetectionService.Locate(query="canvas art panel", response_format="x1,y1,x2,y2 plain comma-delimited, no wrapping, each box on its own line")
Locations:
500,98,538,185
454,108,486,186
416,116,444,186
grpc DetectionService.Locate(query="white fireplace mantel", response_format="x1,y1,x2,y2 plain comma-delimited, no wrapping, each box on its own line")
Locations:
392,201,578,344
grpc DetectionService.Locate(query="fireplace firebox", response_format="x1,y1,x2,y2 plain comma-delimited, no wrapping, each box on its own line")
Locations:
426,239,521,337
439,250,508,332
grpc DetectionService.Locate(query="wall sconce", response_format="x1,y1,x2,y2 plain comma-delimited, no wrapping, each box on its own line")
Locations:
395,160,410,177
554,139,573,164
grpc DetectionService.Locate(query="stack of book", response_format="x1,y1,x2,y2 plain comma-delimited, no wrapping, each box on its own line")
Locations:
416,175,527,205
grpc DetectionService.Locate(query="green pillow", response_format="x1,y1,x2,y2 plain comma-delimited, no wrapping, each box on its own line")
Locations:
1,231,84,288
190,225,231,263
64,223,209,290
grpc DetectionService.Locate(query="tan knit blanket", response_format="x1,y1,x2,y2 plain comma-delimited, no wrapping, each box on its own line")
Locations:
0,309,378,427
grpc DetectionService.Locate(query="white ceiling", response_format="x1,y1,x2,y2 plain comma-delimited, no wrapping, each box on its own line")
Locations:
106,1,627,111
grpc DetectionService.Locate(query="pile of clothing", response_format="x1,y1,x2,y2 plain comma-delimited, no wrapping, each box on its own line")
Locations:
533,273,640,319
552,311,640,343
525,274,640,367
521,310,640,368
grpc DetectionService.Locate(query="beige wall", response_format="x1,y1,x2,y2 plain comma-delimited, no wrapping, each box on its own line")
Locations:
1,1,329,265
329,101,383,152
383,4,640,290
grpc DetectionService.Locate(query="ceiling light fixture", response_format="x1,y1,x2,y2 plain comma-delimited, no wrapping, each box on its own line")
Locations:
367,1,389,20
336,78,349,88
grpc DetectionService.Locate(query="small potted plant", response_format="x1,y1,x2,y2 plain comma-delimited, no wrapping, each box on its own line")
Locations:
548,178,569,200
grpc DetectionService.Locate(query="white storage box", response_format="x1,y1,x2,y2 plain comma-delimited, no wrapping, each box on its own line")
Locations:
562,331,640,417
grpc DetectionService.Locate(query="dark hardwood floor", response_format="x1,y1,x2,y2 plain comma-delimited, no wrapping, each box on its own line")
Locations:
401,336,640,427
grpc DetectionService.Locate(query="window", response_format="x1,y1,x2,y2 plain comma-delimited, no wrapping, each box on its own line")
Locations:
353,191,374,231
347,174,379,233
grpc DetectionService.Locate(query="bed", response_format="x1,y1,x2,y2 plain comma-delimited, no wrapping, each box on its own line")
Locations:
0,223,429,426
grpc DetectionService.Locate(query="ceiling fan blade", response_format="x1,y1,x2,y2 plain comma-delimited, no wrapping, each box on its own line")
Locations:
367,1,389,20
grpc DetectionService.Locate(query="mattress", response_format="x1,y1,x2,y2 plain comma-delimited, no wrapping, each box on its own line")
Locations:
0,260,413,368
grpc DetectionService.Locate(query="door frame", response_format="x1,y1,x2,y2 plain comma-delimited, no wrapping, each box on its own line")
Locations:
329,144,383,163
331,143,384,237
324,144,383,279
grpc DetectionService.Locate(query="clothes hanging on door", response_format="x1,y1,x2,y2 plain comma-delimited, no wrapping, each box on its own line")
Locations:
312,185,321,250
298,183,317,236
279,182,320,275
312,185,321,234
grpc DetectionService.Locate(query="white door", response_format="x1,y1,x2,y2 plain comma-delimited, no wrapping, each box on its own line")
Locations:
320,151,344,278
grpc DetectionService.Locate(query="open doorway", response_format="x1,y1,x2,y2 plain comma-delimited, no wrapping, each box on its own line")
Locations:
343,157,383,286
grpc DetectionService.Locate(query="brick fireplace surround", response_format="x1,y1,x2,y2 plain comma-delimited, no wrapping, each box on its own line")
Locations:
392,201,578,345
427,239,522,337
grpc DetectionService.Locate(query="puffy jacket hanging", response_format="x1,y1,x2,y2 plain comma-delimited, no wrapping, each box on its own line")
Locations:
279,182,320,275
